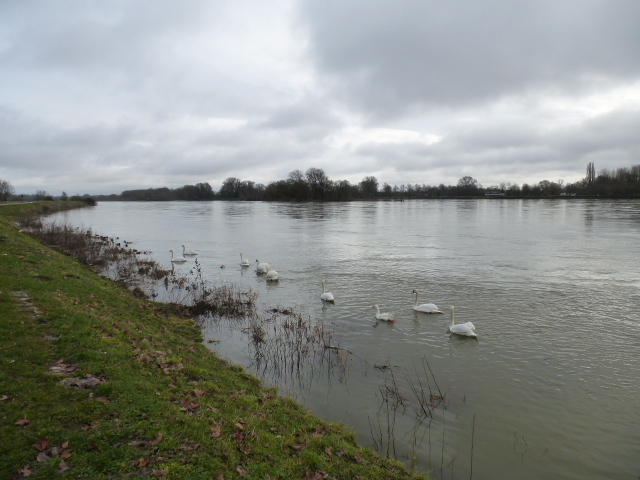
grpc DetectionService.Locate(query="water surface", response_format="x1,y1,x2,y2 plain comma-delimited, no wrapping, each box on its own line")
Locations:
50,199,640,480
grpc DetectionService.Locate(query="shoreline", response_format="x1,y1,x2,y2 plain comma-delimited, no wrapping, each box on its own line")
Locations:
0,202,429,479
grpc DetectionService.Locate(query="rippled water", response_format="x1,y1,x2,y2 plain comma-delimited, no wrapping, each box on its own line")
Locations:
50,199,640,480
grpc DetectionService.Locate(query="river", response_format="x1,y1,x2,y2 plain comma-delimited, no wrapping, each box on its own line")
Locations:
49,199,640,480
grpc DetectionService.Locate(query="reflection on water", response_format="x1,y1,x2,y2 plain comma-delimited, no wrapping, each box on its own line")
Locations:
49,199,640,480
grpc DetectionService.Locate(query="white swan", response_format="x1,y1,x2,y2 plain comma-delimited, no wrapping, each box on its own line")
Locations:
411,289,442,313
240,252,250,267
373,305,395,322
256,259,270,274
182,244,197,256
265,265,279,281
449,306,477,337
170,249,187,263
320,280,335,302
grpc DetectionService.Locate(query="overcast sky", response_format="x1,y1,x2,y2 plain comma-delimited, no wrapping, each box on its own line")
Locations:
1,1,640,195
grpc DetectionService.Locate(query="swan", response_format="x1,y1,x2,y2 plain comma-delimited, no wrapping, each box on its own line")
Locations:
256,259,270,274
240,252,250,267
373,305,395,322
170,249,187,263
265,265,279,281
181,244,197,256
411,289,442,313
449,306,477,337
320,280,335,302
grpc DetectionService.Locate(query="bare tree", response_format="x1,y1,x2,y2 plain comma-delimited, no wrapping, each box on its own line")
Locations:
305,167,330,201
0,179,15,202
359,176,379,197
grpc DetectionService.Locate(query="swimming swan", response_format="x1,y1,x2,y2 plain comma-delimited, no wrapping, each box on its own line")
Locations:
265,266,279,281
256,259,270,274
321,280,335,302
449,306,477,337
182,244,197,256
373,305,395,322
240,252,250,267
411,289,442,313
170,249,187,263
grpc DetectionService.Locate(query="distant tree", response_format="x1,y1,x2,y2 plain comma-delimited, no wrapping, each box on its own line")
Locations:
382,183,393,196
332,179,352,200
305,167,331,201
359,176,378,198
586,162,596,186
0,179,15,202
456,176,479,195
35,190,49,201
287,170,310,200
61,191,68,201
219,177,242,198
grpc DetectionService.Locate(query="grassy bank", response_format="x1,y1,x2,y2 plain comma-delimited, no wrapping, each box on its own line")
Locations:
0,203,429,480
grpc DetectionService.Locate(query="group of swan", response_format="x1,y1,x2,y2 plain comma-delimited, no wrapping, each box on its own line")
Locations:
324,282,477,336
173,250,477,337
247,257,278,281
170,245,198,263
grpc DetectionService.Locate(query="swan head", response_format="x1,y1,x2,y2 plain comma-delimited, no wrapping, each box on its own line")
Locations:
412,289,418,294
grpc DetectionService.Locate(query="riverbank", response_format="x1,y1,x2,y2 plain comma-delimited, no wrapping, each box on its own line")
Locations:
0,203,429,480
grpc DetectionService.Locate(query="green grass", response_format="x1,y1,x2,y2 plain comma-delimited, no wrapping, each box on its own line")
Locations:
0,203,430,480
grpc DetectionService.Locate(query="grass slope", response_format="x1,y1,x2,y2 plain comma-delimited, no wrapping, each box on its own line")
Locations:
0,203,430,480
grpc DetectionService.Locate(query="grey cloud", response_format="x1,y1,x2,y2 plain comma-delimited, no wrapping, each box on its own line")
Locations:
299,0,640,116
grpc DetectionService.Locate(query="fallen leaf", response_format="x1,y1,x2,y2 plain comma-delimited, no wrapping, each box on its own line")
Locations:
95,397,109,403
149,434,164,445
0,395,10,401
211,426,221,438
309,429,323,437
234,423,244,431
18,466,33,477
61,441,69,450
57,460,70,473
324,447,333,456
15,418,30,427
138,458,148,467
152,469,169,477
216,474,224,480
36,451,51,463
193,389,205,397
236,466,247,477
34,439,49,451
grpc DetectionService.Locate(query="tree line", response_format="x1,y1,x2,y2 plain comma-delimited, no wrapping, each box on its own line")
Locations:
2,163,640,203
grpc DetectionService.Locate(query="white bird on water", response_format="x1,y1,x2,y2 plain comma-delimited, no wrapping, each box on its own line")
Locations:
170,249,187,263
240,252,250,267
265,265,279,281
320,280,335,302
373,305,395,322
411,289,442,313
182,244,197,256
256,259,270,274
448,306,477,337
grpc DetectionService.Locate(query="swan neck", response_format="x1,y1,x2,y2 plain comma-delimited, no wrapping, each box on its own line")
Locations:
450,307,455,326
414,291,419,306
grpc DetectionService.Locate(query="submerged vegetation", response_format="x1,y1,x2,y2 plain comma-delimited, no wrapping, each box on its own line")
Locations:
0,203,429,479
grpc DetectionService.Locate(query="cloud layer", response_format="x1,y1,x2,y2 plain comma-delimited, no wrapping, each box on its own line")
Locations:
1,0,639,194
